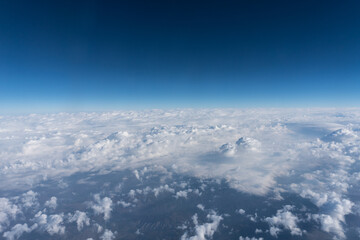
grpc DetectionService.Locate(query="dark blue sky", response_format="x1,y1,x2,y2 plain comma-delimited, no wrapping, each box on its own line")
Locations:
1,0,360,112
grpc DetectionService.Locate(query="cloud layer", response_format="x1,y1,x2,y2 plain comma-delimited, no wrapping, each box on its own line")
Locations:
0,109,360,239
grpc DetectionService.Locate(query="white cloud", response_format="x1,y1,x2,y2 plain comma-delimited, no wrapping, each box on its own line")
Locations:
265,205,303,237
117,200,132,208
33,211,65,235
21,191,38,209
153,185,175,197
175,190,190,199
0,109,298,194
237,209,245,215
197,204,205,211
128,189,136,198
93,223,103,233
181,211,223,240
2,223,36,240
90,194,113,221
44,196,57,210
133,170,140,180
239,237,263,240
45,214,65,235
0,198,21,233
254,228,262,234
68,210,90,231
100,229,115,240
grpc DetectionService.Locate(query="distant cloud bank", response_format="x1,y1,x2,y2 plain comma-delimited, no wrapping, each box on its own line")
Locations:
0,108,360,239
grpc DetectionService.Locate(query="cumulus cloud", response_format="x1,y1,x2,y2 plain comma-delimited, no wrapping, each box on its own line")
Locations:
2,223,36,240
44,196,57,210
175,190,190,199
21,191,38,209
153,185,175,197
197,204,205,211
68,210,90,231
33,211,65,235
239,237,264,240
90,194,113,221
265,205,303,237
100,229,115,240
133,170,140,181
0,198,21,233
117,200,132,208
236,209,245,215
311,196,353,239
181,211,223,240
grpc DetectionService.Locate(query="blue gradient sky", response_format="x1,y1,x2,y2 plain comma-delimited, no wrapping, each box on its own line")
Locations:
1,0,360,112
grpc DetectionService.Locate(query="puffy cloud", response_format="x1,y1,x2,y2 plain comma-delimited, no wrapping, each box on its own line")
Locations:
68,210,90,231
197,204,205,211
21,191,38,209
265,205,303,237
181,211,223,240
0,198,21,233
45,214,65,235
100,229,115,240
321,128,358,143
235,137,261,152
2,223,36,240
93,223,103,233
133,170,140,180
90,194,113,221
128,189,136,199
44,196,57,210
117,200,132,208
239,237,263,240
153,185,175,197
33,211,65,235
288,131,358,239
236,209,245,215
175,190,190,199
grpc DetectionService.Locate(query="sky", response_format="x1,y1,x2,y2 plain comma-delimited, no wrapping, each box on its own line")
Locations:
1,0,360,112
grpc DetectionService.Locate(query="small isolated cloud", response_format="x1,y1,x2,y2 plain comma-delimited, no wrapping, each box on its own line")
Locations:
239,237,264,240
93,223,103,233
100,229,115,240
90,194,113,221
33,211,65,235
218,137,260,157
0,198,21,233
133,170,140,181
44,196,57,210
117,200,131,208
2,223,36,240
68,210,90,231
175,190,189,199
197,204,205,211
21,191,39,209
237,209,245,215
265,205,302,237
153,185,175,197
181,211,223,240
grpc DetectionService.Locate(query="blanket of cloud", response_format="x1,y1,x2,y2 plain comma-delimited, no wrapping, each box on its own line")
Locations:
0,108,360,239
